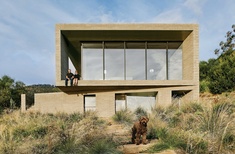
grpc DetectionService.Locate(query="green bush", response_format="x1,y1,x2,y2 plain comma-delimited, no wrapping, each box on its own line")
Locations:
181,102,203,114
112,109,133,124
200,80,210,93
88,138,121,154
146,129,187,153
134,107,148,119
68,112,83,122
147,127,158,140
146,142,170,153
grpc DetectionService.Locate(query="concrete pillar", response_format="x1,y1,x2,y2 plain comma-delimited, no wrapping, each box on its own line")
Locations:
157,89,172,107
183,89,199,103
96,92,115,117
61,36,69,80
21,94,26,112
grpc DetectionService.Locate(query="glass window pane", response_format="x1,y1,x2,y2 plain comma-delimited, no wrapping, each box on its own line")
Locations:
126,42,145,80
105,42,124,80
168,42,182,80
82,43,103,80
147,42,166,80
84,95,96,111
126,95,156,113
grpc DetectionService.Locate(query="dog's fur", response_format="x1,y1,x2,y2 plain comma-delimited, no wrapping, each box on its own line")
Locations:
131,116,149,145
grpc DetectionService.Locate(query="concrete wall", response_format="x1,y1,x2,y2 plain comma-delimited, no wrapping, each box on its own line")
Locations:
56,27,69,83
34,92,84,114
32,85,196,117
33,92,115,117
157,88,172,107
182,24,199,100
96,92,115,117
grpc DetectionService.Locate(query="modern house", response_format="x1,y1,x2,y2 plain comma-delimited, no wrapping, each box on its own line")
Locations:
26,24,199,117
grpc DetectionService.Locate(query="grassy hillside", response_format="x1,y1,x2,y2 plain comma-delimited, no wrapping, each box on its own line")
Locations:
0,111,121,154
0,92,234,154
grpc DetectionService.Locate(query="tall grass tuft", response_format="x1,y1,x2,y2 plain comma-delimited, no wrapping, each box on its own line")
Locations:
148,97,235,153
112,109,133,124
134,107,148,119
0,110,121,154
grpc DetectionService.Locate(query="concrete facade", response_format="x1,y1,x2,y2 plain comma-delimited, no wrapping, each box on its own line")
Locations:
31,24,199,117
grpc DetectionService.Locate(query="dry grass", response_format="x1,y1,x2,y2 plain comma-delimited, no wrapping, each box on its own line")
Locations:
0,92,234,153
0,111,121,154
145,92,235,153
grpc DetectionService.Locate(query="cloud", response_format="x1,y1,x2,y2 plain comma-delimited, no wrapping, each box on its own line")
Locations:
183,0,207,16
0,1,76,84
151,9,185,23
1,0,235,84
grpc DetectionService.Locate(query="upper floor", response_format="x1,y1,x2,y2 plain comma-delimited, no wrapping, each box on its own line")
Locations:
55,24,199,93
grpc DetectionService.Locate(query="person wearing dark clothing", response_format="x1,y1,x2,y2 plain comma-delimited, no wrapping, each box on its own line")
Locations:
65,69,74,86
73,70,81,86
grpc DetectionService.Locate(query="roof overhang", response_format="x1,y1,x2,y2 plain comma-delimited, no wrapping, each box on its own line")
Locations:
57,80,197,94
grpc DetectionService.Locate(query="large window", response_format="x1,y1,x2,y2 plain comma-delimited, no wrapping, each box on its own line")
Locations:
82,43,103,80
84,95,96,111
115,93,156,113
168,42,182,80
126,42,145,80
147,42,166,80
105,42,124,80
81,41,183,80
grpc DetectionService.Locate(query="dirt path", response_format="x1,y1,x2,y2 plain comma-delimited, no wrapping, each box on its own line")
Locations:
106,122,176,154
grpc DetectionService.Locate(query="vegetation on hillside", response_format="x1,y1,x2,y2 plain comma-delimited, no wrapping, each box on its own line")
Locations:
0,111,121,154
146,95,235,153
25,84,60,108
2,94,233,153
0,75,26,112
0,75,60,113
200,24,235,94
113,94,235,153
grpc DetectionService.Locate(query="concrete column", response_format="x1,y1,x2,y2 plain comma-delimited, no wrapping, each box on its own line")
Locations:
96,92,115,117
157,89,172,107
21,94,26,112
61,36,69,80
183,89,199,103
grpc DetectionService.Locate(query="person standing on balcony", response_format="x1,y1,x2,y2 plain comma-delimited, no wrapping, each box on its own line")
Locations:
65,69,74,86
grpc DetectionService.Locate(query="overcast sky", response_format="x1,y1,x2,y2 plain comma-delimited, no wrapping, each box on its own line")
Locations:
0,0,234,85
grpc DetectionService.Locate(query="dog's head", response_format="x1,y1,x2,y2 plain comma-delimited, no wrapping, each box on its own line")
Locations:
139,116,149,127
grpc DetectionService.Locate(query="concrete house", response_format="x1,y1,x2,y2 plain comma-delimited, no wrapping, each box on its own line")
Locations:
26,24,199,117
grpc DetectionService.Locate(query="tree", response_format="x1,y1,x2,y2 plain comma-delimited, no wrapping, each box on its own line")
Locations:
0,75,26,110
214,24,235,56
208,25,235,94
25,84,60,107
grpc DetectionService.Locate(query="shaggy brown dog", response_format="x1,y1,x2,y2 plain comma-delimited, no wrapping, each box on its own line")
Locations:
132,116,149,145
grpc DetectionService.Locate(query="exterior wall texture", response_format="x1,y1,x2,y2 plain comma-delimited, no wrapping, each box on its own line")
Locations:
34,92,84,114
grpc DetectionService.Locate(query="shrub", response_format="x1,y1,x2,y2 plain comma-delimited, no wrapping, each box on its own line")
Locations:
147,142,170,153
200,80,210,93
68,112,83,123
88,138,122,154
112,109,133,124
134,107,148,119
181,102,203,114
145,129,187,153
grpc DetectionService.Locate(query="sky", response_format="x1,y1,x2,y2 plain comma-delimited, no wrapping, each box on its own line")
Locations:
0,0,234,85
